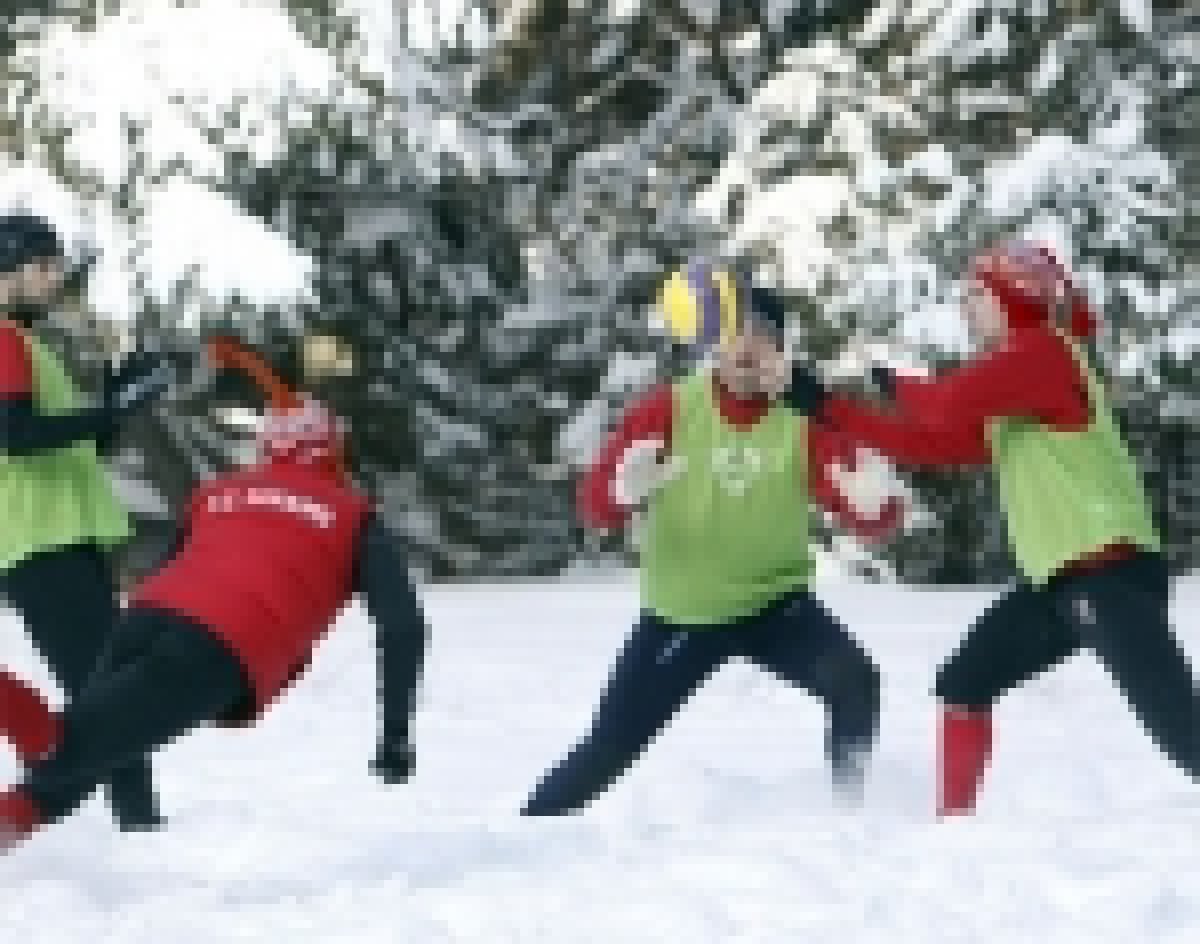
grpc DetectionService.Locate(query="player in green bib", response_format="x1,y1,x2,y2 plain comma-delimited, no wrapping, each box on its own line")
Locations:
523,265,907,816
0,213,174,830
819,240,1197,817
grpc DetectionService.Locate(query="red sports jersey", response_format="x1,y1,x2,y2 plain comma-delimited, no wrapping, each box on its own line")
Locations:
132,458,373,720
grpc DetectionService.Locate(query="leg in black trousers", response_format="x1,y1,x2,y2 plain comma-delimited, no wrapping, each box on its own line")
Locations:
1049,553,1200,780
738,591,882,793
930,553,1199,812
934,581,1082,710
22,607,248,825
523,615,735,815
0,544,163,828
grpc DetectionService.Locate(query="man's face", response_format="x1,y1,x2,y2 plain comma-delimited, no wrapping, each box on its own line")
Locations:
5,257,66,312
964,279,1008,350
716,321,787,398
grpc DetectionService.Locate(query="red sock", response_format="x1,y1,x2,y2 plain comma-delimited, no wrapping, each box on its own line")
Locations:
938,707,993,817
0,670,61,764
0,788,42,851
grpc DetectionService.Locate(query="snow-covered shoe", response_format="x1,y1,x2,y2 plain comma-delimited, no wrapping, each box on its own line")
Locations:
938,707,992,817
830,742,870,808
0,789,42,854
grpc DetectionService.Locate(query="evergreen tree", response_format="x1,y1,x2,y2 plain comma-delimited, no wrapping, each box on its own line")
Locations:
711,1,1199,581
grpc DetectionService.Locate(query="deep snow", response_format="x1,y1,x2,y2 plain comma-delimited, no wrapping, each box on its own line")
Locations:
3,573,1199,942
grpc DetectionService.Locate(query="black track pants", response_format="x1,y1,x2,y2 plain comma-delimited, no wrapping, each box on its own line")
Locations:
21,606,247,824
0,544,161,825
934,552,1200,779
524,590,880,815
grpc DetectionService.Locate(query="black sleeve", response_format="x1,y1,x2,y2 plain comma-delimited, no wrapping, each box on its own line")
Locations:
355,514,428,748
0,393,116,456
144,521,188,577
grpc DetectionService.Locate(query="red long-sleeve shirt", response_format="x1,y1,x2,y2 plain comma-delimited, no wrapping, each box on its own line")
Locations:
579,374,900,540
821,325,1136,572
822,326,1092,466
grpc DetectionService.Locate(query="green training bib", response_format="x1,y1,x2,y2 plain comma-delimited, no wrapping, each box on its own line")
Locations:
987,335,1160,585
0,331,130,570
640,371,813,625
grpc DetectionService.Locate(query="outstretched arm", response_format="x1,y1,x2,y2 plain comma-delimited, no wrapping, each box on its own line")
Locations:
0,338,174,457
355,514,429,783
0,394,119,455
822,331,1090,467
0,323,111,453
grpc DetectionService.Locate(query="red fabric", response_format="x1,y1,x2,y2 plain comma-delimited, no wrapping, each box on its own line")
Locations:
577,384,676,530
0,670,60,764
938,707,993,817
257,397,347,467
0,322,33,397
132,459,372,722
1055,541,1140,577
970,242,1098,340
0,788,42,849
810,430,907,543
823,326,1092,467
577,375,896,539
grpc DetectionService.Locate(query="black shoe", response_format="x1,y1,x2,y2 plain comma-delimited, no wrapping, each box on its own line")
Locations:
116,809,167,833
370,741,416,785
105,772,165,833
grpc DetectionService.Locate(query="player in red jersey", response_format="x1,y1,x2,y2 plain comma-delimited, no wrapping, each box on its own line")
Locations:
0,396,428,851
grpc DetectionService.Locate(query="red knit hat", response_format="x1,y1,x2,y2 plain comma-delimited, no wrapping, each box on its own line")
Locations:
256,396,348,470
969,241,1098,340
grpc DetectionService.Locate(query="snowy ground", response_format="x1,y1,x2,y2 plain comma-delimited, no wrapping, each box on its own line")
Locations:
3,573,1200,943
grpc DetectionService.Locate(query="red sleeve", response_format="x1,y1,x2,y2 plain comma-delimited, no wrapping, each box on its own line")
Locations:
822,330,1090,468
0,325,33,397
577,385,675,530
807,423,903,542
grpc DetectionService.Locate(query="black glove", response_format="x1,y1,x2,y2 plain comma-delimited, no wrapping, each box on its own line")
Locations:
781,363,828,415
869,365,898,402
370,739,415,785
104,349,176,415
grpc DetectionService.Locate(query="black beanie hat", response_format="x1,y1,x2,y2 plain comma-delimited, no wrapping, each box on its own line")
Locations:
742,284,787,345
0,213,65,275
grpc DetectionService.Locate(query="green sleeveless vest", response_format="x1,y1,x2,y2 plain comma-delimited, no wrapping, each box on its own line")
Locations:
987,334,1160,585
0,330,131,570
640,371,813,625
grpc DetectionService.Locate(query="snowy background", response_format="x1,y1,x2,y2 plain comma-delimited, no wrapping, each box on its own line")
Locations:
4,574,1200,941
2,0,1196,581
1,5,1198,937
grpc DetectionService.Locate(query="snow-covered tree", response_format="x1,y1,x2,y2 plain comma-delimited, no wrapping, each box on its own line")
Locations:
707,0,1199,580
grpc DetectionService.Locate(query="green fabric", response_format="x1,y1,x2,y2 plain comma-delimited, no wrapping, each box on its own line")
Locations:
0,331,130,570
987,335,1160,585
640,371,813,625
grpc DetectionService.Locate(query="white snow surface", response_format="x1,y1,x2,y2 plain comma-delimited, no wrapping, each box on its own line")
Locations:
3,573,1200,942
